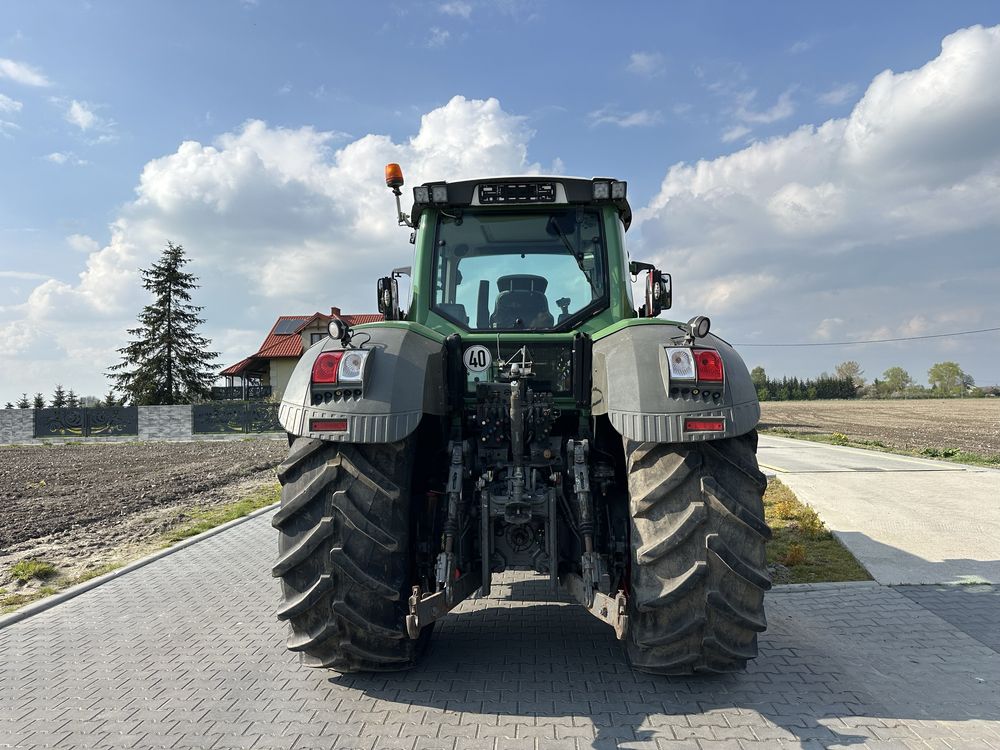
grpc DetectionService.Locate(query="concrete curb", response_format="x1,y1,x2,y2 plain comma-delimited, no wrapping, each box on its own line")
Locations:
771,580,881,593
0,502,279,631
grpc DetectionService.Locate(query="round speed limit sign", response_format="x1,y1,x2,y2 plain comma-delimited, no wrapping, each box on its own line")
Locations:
463,345,492,373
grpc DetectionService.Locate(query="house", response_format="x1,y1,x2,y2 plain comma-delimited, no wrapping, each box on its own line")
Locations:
219,307,382,400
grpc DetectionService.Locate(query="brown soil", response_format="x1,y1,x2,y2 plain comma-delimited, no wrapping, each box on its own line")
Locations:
0,440,286,591
759,399,1000,457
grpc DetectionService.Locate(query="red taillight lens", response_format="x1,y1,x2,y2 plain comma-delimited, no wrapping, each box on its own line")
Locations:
685,419,724,432
693,349,724,382
311,419,348,432
312,351,344,384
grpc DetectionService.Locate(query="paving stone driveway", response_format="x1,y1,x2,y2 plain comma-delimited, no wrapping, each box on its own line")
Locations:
1,514,998,750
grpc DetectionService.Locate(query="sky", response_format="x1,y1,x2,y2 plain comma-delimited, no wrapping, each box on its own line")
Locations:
2,1,1000,402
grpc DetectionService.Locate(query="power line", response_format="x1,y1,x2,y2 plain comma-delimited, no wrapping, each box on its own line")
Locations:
734,326,1000,347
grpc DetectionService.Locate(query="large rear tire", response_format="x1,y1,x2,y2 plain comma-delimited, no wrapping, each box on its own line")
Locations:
272,437,428,672
624,431,771,674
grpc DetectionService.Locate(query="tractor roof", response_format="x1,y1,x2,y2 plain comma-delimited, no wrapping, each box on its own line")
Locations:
409,175,632,231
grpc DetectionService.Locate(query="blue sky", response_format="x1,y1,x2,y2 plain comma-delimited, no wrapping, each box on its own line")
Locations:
2,1,1000,399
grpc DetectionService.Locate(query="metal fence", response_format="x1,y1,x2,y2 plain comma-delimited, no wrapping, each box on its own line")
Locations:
33,406,139,438
210,385,273,401
192,402,282,434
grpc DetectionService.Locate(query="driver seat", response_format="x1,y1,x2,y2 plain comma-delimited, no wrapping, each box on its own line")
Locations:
490,274,554,329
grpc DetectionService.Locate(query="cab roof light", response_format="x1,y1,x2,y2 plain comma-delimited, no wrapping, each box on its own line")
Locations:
592,180,610,200
312,351,344,384
693,349,724,383
611,181,627,200
385,163,404,189
431,184,448,203
413,186,430,203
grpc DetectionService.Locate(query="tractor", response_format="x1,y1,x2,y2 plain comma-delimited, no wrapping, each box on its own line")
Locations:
271,166,771,675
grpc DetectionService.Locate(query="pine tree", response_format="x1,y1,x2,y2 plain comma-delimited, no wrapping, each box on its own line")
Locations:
4,402,12,409
51,384,67,408
108,241,219,405
101,389,119,408
16,394,30,409
32,393,45,409
66,389,80,408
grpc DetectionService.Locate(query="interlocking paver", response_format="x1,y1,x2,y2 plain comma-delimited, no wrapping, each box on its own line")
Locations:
1,514,999,750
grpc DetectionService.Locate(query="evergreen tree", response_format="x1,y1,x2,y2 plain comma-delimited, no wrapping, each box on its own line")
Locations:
16,393,30,409
32,393,45,409
50,384,67,408
101,389,119,408
66,389,80,408
108,241,219,405
4,402,12,409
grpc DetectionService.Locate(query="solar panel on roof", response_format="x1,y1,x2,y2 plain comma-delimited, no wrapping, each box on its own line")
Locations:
273,318,307,334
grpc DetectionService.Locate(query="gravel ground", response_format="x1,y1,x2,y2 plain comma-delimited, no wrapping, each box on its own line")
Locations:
760,398,1000,457
0,440,286,590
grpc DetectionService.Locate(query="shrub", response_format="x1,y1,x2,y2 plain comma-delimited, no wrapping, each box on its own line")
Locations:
830,432,849,445
781,543,807,566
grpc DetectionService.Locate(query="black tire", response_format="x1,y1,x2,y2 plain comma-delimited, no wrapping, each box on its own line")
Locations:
624,430,771,675
272,436,428,672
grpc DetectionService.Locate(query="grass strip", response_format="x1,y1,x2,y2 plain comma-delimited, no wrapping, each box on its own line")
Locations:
761,427,1000,468
1,482,280,615
764,478,872,584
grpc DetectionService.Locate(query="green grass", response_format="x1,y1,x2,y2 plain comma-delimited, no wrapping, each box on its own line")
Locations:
159,483,280,544
761,427,1000,468
1,483,280,616
764,478,872,584
10,559,57,583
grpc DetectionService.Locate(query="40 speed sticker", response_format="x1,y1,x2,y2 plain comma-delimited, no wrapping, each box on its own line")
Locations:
463,345,492,373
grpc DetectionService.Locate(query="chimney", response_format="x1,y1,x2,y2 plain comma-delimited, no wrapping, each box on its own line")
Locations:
330,306,341,317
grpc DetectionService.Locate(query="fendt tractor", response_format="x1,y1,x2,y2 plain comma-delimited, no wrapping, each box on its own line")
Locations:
271,166,771,675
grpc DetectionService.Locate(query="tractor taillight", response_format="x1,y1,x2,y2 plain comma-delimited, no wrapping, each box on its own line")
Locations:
685,418,724,432
312,352,344,384
693,349,724,382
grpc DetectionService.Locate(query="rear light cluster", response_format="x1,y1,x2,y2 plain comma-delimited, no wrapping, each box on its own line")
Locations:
311,349,370,385
665,347,724,383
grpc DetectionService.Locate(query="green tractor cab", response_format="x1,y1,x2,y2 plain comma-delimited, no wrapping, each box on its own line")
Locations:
272,166,770,675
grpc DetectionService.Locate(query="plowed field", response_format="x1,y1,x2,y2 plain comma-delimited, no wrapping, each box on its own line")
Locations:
759,399,1000,457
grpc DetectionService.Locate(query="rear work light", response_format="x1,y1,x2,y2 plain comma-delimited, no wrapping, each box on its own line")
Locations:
311,419,348,432
693,349,724,382
685,418,724,432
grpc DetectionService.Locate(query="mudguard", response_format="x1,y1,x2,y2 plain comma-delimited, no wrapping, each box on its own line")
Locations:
591,322,759,442
278,325,446,443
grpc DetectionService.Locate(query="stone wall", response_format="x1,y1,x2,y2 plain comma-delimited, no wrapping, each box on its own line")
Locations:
0,409,34,443
138,405,192,440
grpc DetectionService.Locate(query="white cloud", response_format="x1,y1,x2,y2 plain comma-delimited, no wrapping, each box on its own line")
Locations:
67,234,100,253
589,107,662,128
818,83,857,106
45,151,88,166
721,124,751,143
627,51,665,77
65,100,97,130
427,27,450,48
735,87,796,124
1,96,539,396
0,57,50,87
438,1,472,19
638,24,1000,382
788,38,815,55
0,93,22,113
0,119,19,137
0,271,48,280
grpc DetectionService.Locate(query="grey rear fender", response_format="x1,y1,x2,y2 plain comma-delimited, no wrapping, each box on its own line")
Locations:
591,322,760,443
278,325,446,443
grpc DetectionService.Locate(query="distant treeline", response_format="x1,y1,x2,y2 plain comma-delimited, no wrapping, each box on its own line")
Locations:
754,375,858,401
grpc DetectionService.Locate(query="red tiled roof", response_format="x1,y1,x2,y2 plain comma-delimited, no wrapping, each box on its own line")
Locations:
220,310,383,376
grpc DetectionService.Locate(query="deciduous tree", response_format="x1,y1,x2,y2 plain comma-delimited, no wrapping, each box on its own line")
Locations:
928,361,973,397
881,366,914,396
835,360,865,389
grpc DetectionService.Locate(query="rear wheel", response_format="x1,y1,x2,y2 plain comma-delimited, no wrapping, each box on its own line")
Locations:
272,437,429,671
624,431,771,674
